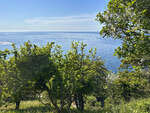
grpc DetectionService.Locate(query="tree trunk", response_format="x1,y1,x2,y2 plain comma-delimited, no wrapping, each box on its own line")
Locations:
96,97,105,108
48,93,62,113
15,101,20,110
74,94,79,109
67,96,72,111
74,93,84,111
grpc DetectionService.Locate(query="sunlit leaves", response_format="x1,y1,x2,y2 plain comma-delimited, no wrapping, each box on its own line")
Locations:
97,0,150,69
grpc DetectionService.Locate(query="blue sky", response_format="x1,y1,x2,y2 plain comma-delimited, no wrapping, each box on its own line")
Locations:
0,0,108,32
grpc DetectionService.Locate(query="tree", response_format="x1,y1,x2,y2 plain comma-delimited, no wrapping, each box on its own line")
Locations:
91,59,108,107
63,42,108,110
9,41,57,109
0,41,57,110
0,49,23,109
64,42,95,111
96,0,150,70
43,44,69,113
14,41,56,92
113,71,150,102
0,49,10,106
44,42,108,112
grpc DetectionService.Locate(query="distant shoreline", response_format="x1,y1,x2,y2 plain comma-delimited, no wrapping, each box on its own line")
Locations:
0,31,99,33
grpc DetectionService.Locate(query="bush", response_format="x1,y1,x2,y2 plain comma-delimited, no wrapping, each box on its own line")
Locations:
85,96,101,110
108,71,150,103
103,98,150,113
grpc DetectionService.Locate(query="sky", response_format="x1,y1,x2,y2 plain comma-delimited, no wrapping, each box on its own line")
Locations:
0,0,108,32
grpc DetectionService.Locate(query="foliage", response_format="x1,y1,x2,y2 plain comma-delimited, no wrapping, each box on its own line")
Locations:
108,70,150,103
0,40,149,112
0,49,10,106
97,0,150,109
45,42,108,112
85,96,101,111
0,41,108,113
103,98,150,113
96,0,150,69
0,41,57,109
13,41,57,92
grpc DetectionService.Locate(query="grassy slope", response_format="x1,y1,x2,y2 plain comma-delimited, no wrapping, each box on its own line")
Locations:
0,100,101,113
119,98,150,113
0,100,51,113
1,98,150,113
104,98,150,113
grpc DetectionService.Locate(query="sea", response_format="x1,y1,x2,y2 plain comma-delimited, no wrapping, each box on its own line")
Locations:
0,32,122,73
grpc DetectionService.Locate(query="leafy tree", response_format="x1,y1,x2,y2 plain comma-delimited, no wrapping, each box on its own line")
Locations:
96,0,150,70
0,49,24,109
0,41,57,110
63,42,108,110
14,41,56,91
97,0,150,104
63,42,95,111
9,41,57,109
44,42,108,112
112,71,150,102
91,59,108,107
44,44,68,113
0,49,10,106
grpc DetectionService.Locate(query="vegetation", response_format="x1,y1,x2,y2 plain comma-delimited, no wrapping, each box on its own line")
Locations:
1,98,150,113
96,0,150,70
0,0,150,112
0,41,108,113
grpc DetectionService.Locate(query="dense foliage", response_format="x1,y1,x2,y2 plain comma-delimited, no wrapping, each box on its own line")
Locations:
0,41,108,113
96,0,150,70
96,0,150,112
97,0,150,101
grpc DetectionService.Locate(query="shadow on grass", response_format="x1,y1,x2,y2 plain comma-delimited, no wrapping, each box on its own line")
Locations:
1,107,104,113
0,104,103,113
69,109,102,113
0,106,52,113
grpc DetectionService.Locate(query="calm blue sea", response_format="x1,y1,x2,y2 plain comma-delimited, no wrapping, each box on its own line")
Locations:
0,32,122,73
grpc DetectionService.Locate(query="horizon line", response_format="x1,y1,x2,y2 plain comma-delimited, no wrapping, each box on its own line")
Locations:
0,30,100,33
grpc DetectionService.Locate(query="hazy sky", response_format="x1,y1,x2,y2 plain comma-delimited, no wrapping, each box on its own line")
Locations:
0,0,108,32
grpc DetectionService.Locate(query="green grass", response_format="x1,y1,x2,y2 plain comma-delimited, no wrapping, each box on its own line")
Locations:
0,100,51,113
1,98,150,113
124,98,150,113
0,100,102,113
104,98,150,113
